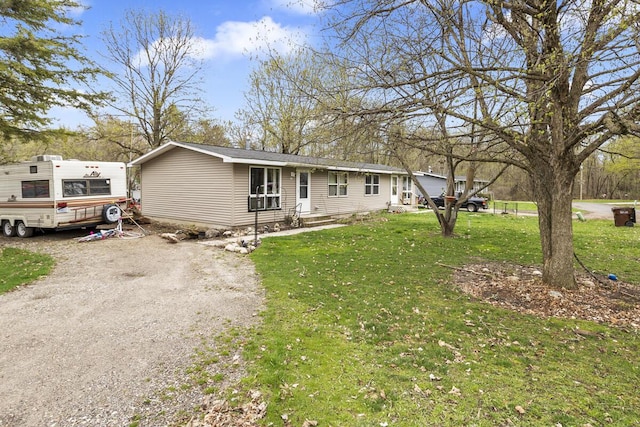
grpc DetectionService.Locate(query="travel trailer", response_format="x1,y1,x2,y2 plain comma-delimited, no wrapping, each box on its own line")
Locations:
0,156,128,237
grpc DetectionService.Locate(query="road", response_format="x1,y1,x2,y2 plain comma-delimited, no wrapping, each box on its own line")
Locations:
573,201,636,220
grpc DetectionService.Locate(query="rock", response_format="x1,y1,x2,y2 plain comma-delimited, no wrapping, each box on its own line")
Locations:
205,228,221,238
222,230,234,238
273,223,281,232
580,280,596,288
548,290,563,299
224,242,251,254
532,270,543,276
160,233,181,243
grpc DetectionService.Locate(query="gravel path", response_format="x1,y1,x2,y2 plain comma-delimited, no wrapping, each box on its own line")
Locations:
0,232,264,427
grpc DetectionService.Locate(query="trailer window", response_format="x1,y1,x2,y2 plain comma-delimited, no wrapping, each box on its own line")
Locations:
63,179,112,196
22,180,50,198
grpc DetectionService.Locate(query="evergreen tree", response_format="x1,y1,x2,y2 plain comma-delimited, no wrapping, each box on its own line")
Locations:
0,0,105,142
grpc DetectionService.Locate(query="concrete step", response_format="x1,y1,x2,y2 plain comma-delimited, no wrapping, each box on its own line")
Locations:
301,217,338,227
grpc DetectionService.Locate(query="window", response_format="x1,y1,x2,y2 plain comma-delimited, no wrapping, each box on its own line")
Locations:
365,174,380,195
22,180,50,198
63,179,112,197
249,167,281,211
328,172,348,196
402,176,413,204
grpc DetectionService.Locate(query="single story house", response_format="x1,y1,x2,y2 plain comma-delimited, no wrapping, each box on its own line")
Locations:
414,171,489,198
129,141,413,228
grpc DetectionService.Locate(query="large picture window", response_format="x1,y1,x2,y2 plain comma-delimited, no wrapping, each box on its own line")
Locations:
63,179,112,197
365,174,380,195
249,167,281,211
21,180,50,198
328,172,348,196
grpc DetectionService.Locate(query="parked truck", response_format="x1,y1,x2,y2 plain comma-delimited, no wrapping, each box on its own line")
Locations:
0,155,128,238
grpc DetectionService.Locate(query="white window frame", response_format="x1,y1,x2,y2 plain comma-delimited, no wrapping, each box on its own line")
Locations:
364,174,380,196
249,166,281,211
328,171,348,197
402,176,413,204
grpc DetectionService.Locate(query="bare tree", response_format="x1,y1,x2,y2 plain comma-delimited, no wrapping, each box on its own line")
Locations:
236,49,390,161
326,0,640,289
236,50,327,154
99,9,209,150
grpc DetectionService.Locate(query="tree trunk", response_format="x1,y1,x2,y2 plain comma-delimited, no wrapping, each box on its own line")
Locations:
531,165,577,289
437,206,457,237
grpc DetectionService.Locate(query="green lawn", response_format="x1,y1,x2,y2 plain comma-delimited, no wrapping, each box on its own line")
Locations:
245,212,640,426
0,247,55,294
490,200,538,213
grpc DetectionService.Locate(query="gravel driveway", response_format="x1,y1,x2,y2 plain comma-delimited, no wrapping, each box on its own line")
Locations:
0,231,264,427
573,201,628,220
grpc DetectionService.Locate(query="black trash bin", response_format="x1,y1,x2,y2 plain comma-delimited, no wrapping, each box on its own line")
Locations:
612,207,636,227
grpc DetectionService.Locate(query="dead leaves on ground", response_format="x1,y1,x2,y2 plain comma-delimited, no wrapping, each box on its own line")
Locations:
453,263,640,330
186,390,266,427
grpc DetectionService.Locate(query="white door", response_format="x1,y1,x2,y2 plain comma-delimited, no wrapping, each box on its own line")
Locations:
390,175,399,205
296,170,311,214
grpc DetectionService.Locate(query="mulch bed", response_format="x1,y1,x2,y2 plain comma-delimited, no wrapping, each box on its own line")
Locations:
451,262,640,330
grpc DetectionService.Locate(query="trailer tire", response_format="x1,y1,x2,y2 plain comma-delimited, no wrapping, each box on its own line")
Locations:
16,221,34,238
102,204,121,223
2,220,16,237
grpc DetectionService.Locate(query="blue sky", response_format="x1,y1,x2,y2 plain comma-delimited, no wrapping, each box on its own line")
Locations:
50,0,323,128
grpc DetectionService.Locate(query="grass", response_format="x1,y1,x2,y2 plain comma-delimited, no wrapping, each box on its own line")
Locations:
244,212,640,426
0,247,55,294
490,200,538,212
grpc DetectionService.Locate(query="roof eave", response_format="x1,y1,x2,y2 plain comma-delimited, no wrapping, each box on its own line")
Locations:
129,141,406,175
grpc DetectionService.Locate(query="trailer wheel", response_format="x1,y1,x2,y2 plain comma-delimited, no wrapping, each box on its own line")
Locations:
2,220,16,237
102,204,121,223
16,221,34,238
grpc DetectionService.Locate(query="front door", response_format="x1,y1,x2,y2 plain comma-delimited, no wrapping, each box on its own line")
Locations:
390,175,399,205
296,170,311,214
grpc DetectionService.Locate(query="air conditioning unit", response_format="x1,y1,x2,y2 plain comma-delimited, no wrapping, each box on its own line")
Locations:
31,155,64,162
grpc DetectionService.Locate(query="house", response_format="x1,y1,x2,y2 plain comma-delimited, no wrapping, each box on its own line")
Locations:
129,141,410,228
414,171,489,198
414,172,448,198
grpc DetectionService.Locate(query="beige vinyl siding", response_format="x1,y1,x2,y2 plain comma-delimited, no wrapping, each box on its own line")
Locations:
230,165,294,227
137,144,398,228
140,147,235,227
309,171,392,215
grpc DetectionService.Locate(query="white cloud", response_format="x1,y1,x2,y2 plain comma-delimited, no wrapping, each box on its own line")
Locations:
191,16,308,60
68,0,89,17
267,0,325,15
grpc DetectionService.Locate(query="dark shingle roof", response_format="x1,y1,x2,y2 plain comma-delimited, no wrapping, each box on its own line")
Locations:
133,141,406,174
